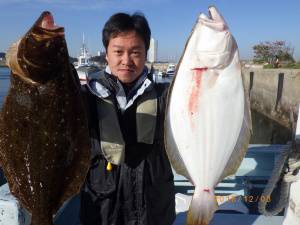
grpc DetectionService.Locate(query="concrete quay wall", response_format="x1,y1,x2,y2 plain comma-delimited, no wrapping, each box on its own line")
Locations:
243,68,300,128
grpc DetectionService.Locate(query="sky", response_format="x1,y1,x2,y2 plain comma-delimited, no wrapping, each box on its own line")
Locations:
0,0,300,62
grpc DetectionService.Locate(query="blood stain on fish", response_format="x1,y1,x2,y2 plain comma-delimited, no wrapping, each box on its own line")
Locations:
188,68,207,128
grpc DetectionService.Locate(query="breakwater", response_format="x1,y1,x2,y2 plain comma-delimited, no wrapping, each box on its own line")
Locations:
243,68,300,129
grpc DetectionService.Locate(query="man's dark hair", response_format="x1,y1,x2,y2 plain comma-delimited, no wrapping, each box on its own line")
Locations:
102,12,151,52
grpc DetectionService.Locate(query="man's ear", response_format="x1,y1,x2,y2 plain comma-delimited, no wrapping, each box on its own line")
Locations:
105,54,108,62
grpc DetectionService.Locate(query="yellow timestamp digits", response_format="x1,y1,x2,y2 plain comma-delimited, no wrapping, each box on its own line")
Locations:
215,195,271,203
243,195,271,203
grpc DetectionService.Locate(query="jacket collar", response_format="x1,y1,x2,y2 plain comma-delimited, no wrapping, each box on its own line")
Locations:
87,66,153,113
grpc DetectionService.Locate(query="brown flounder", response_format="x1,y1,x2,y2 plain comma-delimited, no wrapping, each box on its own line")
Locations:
0,11,90,225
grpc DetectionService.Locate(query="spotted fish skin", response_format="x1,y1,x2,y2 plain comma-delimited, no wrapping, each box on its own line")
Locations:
0,11,90,225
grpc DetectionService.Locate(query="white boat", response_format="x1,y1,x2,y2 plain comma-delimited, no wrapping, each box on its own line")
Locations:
76,65,101,84
157,71,165,77
75,33,92,69
165,63,176,76
75,34,100,84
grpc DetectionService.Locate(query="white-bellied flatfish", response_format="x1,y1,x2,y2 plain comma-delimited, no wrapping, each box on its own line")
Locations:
165,6,252,225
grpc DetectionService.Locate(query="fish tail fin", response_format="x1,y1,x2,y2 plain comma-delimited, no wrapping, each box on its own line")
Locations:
186,187,218,225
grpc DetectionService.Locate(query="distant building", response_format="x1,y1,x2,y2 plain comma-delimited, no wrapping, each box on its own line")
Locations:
147,38,157,63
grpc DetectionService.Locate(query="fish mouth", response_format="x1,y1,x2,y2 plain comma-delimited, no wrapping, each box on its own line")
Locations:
198,6,228,31
36,11,64,34
207,6,221,21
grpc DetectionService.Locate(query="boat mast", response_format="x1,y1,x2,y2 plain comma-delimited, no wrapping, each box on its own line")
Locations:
78,33,90,66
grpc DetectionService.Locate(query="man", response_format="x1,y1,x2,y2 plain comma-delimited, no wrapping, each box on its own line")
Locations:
80,12,176,225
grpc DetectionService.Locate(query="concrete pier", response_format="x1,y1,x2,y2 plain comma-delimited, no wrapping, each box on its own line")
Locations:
243,68,300,128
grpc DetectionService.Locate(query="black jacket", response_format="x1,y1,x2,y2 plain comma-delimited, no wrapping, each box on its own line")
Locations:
80,73,175,225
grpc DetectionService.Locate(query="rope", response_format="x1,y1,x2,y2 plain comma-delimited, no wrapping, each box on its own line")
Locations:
258,142,300,216
283,145,300,182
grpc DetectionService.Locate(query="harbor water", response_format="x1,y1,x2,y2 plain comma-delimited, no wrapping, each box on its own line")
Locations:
0,67,10,108
0,67,292,145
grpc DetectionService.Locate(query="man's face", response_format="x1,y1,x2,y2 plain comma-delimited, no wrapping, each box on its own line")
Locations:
106,31,146,84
